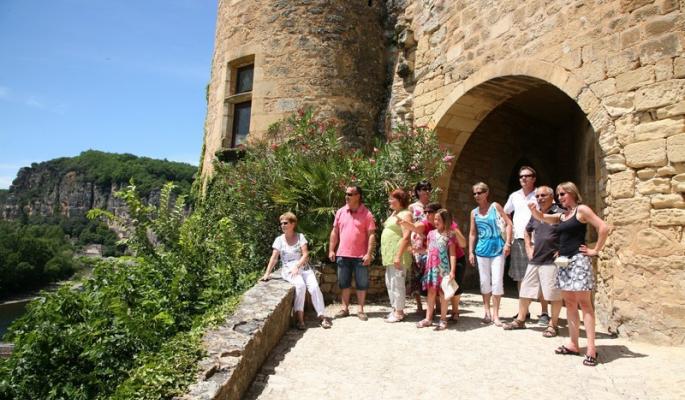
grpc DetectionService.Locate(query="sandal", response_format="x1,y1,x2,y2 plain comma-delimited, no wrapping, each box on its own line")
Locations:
542,326,558,338
435,320,448,331
502,319,526,330
480,315,492,325
554,345,580,356
583,353,599,367
319,317,331,329
416,319,432,328
334,308,349,318
296,321,306,330
450,314,459,322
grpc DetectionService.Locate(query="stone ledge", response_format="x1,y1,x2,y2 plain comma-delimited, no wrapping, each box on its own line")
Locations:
178,273,294,400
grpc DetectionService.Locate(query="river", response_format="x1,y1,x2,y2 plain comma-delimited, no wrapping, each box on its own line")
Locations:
0,299,32,338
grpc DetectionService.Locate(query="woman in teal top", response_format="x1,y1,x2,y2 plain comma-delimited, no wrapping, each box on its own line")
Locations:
381,189,413,323
468,182,512,327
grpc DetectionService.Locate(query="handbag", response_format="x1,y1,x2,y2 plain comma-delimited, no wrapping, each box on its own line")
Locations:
441,275,459,300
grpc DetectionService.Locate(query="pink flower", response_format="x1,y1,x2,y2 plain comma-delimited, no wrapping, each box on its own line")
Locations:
373,147,379,153
350,175,357,181
410,165,417,171
443,154,455,163
270,144,278,150
369,158,376,164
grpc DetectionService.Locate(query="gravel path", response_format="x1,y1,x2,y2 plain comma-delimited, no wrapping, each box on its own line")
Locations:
245,292,685,400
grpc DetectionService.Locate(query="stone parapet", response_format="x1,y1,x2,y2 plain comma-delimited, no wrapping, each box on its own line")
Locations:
317,263,388,303
179,275,294,400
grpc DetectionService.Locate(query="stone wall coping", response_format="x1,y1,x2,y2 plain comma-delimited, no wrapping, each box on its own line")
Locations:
178,271,294,400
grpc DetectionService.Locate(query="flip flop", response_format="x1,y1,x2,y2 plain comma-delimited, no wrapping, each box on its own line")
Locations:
554,345,580,356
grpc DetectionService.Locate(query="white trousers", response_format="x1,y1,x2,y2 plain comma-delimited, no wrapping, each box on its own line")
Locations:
385,266,406,312
476,255,505,296
282,268,326,316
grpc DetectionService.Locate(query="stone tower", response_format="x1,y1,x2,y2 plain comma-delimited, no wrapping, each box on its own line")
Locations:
200,0,386,178
202,0,685,345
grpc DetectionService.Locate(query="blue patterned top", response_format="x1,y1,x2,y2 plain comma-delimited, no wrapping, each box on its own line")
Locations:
473,204,504,257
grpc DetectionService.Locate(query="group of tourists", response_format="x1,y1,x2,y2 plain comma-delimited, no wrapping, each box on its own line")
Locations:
260,166,608,367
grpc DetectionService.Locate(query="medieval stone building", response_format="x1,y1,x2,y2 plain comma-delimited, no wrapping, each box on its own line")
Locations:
201,0,685,345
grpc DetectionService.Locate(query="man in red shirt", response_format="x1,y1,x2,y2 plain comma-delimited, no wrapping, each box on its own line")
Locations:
329,185,377,321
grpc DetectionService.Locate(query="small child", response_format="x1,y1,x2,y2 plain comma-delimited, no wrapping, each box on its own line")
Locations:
416,209,457,331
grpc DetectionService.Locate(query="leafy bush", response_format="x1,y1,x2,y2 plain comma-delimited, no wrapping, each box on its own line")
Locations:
0,221,79,296
212,108,452,261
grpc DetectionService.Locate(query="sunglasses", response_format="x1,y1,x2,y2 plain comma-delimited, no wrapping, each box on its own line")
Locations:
345,192,359,197
473,191,486,196
519,174,535,179
280,221,291,226
557,192,568,197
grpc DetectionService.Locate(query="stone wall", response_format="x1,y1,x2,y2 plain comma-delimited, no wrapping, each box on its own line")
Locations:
200,0,387,180
318,264,388,303
180,276,294,400
387,0,685,344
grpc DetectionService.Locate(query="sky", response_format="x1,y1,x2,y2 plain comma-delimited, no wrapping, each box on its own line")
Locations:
0,0,217,189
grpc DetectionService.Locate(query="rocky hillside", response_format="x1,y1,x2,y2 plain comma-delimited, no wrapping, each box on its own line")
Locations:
1,150,197,221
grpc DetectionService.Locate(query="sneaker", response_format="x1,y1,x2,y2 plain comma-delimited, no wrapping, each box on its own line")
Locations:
384,313,404,323
538,313,551,326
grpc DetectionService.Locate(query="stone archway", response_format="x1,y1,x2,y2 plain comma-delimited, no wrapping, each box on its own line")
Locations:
429,59,614,201
427,59,612,289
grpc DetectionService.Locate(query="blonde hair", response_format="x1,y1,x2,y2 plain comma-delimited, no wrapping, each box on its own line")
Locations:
556,182,582,203
279,211,298,224
472,182,489,193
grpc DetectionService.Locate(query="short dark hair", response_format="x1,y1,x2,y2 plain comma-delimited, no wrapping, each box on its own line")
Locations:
347,184,363,202
425,202,442,213
414,180,432,198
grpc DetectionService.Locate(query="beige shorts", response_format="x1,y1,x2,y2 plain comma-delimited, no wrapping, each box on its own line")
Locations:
519,263,562,301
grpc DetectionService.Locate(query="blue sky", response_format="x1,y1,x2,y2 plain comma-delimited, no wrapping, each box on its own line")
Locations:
0,0,217,189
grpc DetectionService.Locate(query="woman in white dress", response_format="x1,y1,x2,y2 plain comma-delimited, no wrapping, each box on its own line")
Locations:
261,212,331,329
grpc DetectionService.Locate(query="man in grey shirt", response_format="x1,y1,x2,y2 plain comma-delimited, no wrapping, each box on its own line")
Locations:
503,186,563,337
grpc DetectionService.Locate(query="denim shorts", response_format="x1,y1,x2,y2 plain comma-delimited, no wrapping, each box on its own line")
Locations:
336,256,369,290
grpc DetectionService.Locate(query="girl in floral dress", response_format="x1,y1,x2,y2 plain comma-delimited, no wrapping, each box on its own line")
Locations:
416,209,457,331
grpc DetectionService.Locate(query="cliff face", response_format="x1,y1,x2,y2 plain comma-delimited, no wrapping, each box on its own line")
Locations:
1,167,159,221
1,151,196,221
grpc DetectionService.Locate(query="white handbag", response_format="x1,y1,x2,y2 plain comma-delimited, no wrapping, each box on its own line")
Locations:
441,276,459,299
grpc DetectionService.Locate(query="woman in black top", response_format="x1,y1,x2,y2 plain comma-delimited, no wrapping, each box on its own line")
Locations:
529,182,608,367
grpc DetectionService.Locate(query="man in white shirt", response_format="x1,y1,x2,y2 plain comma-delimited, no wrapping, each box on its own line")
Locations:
504,166,549,324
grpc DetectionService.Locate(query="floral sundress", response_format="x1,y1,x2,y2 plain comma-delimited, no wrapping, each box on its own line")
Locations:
421,229,455,291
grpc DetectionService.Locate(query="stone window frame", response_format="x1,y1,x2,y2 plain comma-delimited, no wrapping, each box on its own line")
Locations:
223,55,255,148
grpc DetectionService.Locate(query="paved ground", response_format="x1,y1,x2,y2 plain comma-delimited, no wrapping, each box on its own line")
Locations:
245,292,685,400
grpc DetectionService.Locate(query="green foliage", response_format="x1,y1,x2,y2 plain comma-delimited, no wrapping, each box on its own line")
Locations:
214,108,452,261
0,220,79,297
0,181,253,400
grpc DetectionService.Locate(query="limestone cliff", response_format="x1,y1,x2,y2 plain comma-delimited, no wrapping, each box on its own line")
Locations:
0,150,197,221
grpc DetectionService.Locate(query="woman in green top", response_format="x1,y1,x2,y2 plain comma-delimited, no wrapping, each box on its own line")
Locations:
381,189,413,323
